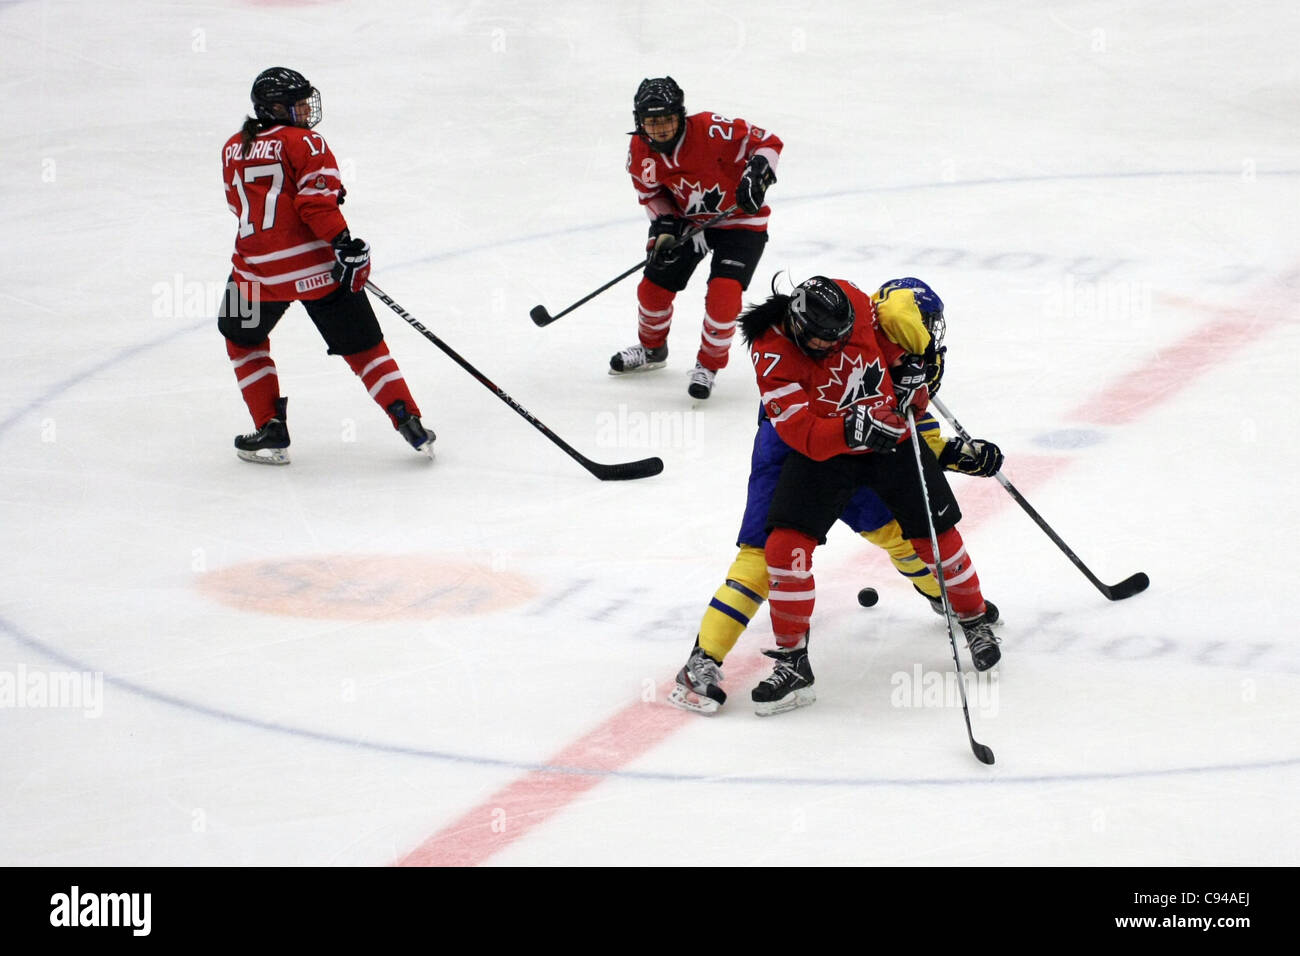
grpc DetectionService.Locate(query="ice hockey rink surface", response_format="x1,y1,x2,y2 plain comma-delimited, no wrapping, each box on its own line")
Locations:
1,0,1297,866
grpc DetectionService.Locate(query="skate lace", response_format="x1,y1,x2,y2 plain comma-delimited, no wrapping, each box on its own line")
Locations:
622,345,647,365
962,622,1000,649
760,649,801,685
690,651,722,686
689,365,714,386
239,422,276,441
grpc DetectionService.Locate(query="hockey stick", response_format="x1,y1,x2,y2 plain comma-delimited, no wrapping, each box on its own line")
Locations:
367,281,664,481
906,406,995,766
529,204,740,327
930,396,1149,601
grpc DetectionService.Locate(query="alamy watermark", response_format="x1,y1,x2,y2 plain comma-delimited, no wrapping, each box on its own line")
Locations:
151,273,257,324
1043,274,1152,327
595,403,702,449
50,886,150,936
0,664,103,717
890,663,998,717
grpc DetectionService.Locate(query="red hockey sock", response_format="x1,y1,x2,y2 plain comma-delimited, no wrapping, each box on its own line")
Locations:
765,528,818,647
636,278,675,349
343,341,420,425
698,277,742,371
226,338,280,427
910,527,986,619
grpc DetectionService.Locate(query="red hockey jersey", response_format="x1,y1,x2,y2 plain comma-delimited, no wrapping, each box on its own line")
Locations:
627,111,782,231
751,280,914,461
221,124,348,302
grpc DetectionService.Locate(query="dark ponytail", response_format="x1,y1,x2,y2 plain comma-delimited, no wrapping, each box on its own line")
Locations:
740,293,792,346
239,116,262,159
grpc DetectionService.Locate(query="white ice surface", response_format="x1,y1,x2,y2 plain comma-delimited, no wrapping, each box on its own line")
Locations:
1,0,1297,866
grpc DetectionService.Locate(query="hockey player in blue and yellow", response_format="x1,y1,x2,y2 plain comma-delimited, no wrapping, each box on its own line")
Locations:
667,277,1005,715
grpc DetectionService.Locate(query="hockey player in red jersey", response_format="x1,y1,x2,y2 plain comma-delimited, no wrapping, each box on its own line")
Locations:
217,67,433,464
610,76,781,400
738,276,1000,715
668,278,1005,715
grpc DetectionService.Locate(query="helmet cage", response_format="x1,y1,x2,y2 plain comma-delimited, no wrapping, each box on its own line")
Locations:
252,68,322,129
633,76,686,152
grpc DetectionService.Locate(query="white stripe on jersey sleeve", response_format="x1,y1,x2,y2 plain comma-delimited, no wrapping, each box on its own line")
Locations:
297,168,341,187
760,383,802,403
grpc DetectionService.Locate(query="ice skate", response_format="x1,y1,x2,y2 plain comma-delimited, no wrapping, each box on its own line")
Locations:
667,641,726,714
235,397,290,465
751,641,815,716
387,400,435,458
915,584,999,625
959,613,1002,671
687,363,716,400
609,343,668,375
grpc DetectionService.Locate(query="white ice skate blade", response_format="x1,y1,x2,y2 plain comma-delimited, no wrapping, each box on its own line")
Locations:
753,686,816,717
667,684,720,715
608,361,668,376
236,447,290,465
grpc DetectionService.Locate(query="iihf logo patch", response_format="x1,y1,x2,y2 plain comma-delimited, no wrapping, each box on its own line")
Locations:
815,352,885,411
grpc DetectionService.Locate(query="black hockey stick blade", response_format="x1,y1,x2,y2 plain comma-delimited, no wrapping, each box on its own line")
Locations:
586,456,664,481
1104,571,1150,601
971,740,996,765
367,280,664,482
931,396,1149,604
529,304,556,327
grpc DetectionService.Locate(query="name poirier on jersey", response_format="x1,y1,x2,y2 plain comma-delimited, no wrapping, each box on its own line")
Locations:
221,124,347,301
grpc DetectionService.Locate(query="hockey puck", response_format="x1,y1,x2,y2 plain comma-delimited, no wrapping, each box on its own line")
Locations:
857,587,879,608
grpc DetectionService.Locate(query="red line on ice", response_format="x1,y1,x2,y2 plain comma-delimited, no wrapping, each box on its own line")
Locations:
395,460,1067,868
1066,284,1294,426
398,268,1298,866
396,661,766,868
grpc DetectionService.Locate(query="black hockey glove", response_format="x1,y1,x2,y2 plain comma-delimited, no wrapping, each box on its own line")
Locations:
925,344,946,395
735,154,776,214
337,184,347,207
844,402,907,452
646,216,688,265
938,438,1004,477
892,354,928,410
331,229,371,294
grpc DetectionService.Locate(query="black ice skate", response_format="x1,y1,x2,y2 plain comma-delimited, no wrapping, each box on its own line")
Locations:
666,640,726,715
751,640,815,716
609,343,667,374
687,363,715,400
387,400,435,458
959,613,1002,671
235,396,290,465
914,584,1000,626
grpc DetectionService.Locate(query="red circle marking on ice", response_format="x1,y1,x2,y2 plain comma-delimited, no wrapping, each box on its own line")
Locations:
197,555,537,620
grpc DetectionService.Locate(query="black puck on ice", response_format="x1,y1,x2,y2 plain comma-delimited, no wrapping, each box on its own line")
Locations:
857,587,879,608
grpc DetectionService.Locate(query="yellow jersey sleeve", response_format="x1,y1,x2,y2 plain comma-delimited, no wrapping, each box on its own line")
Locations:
871,284,932,355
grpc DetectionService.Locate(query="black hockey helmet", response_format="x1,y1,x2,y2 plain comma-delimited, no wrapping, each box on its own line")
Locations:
633,76,686,153
787,276,855,360
251,67,321,129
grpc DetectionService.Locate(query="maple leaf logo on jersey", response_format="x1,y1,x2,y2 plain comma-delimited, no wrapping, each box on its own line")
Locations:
815,352,885,411
670,179,724,217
